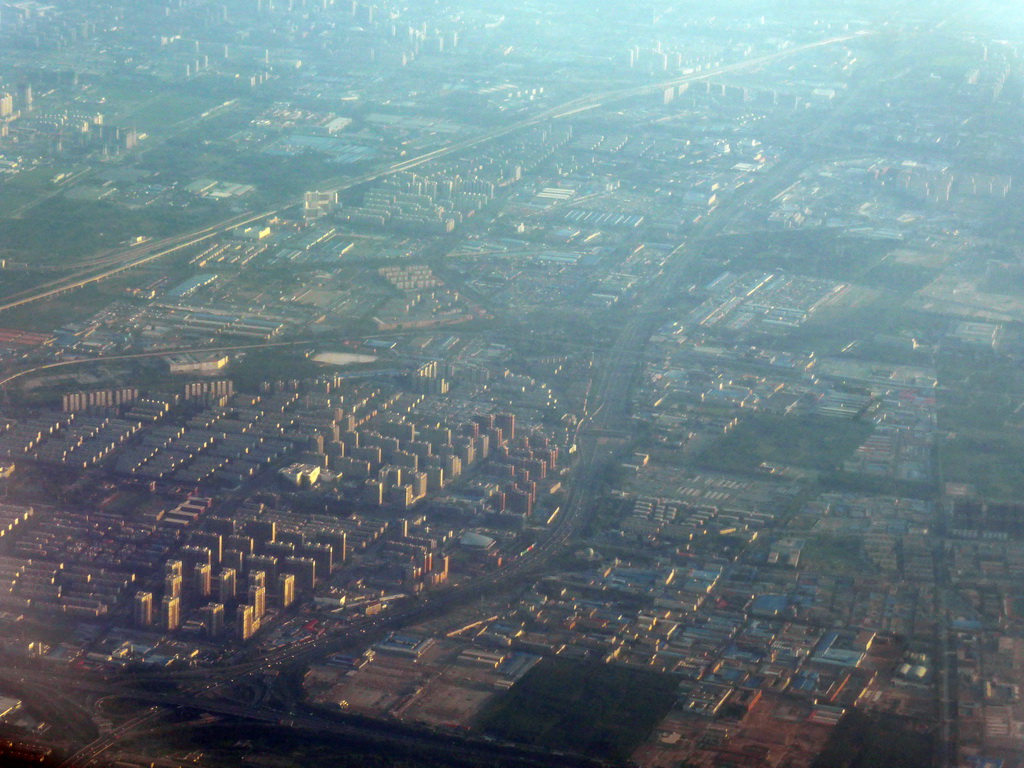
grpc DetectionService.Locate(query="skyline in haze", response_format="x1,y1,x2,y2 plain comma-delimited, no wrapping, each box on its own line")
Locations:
0,1,1022,767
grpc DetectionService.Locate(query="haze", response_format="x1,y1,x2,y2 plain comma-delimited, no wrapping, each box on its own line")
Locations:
0,2,1020,768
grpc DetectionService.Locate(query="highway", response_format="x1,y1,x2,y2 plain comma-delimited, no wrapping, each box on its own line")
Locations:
0,324,487,393
0,161,702,762
2,110,747,768
0,339,316,389
0,33,861,317
17,668,609,768
23,239,658,764
0,210,274,314
0,30,880,768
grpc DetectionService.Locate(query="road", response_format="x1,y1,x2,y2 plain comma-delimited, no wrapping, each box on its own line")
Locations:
0,29,881,768
0,339,315,389
0,33,861,316
0,210,272,314
28,243,658,764
2,160,704,763
9,109,774,768
23,669,608,768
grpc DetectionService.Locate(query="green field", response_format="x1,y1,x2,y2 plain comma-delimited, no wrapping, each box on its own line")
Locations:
856,260,940,292
800,534,869,577
0,166,77,217
139,135,342,200
937,352,1024,500
120,93,225,133
0,280,138,332
475,657,678,761
812,709,934,768
697,414,873,474
229,347,323,391
0,197,220,266
700,229,897,283
940,434,1024,501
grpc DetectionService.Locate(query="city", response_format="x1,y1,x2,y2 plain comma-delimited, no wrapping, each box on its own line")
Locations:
0,1,1022,767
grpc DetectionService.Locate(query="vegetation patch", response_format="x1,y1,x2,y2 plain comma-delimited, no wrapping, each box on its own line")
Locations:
229,347,323,391
940,434,1024,501
696,414,873,474
812,709,934,768
475,657,678,761
0,198,220,265
800,534,869,576
936,354,1024,500
817,471,937,500
0,280,141,332
856,261,940,292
